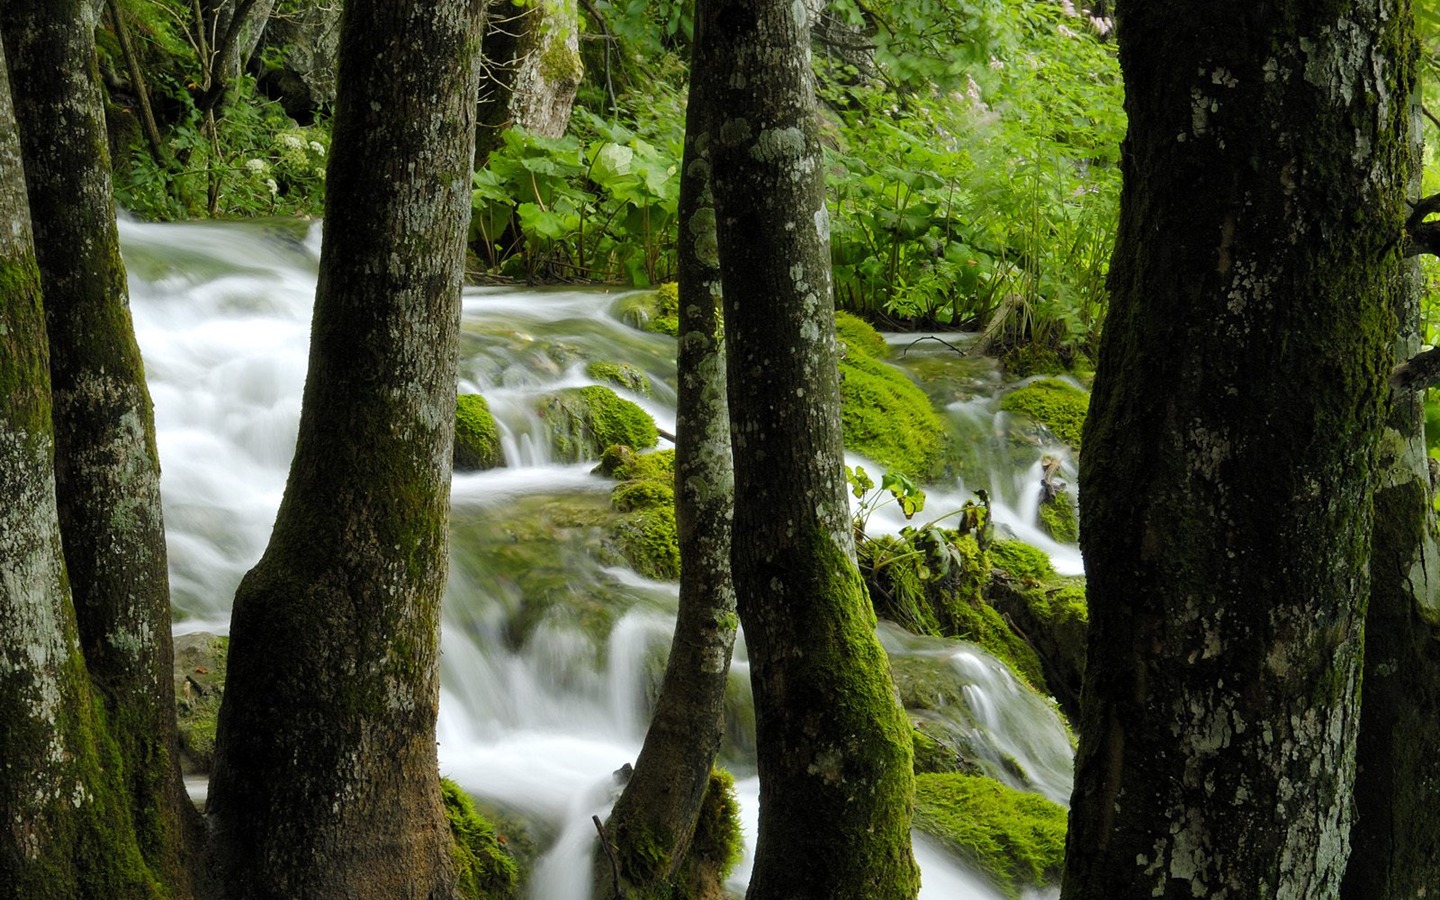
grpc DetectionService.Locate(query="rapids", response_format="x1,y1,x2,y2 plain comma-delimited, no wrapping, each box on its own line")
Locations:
121,217,1073,900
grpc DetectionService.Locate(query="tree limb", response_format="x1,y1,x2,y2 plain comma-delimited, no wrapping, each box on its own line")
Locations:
1391,346,1440,393
1404,192,1440,259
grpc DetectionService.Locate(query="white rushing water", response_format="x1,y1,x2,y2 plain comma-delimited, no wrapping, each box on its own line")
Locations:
122,217,1071,900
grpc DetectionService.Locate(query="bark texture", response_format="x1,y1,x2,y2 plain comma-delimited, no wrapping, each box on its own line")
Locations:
596,82,739,900
1343,54,1440,895
1064,3,1412,898
1,0,199,891
205,1,486,896
0,40,158,898
698,1,919,897
474,0,583,165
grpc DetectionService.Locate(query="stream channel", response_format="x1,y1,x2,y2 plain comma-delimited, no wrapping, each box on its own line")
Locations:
121,217,1082,899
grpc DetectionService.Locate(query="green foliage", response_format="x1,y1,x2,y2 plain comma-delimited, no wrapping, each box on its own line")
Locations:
998,378,1088,450
455,394,504,471
470,106,682,284
989,539,1055,582
912,773,1067,900
441,778,520,900
1038,493,1078,543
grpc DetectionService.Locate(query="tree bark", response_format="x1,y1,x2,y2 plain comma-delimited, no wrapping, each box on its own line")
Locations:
1,0,200,891
205,0,486,896
0,37,159,898
698,1,920,897
474,0,583,165
1342,53,1440,896
1064,3,1412,897
595,71,739,900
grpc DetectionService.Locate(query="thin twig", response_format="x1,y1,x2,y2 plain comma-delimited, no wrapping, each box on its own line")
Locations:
592,815,624,898
1424,103,1440,135
899,334,969,357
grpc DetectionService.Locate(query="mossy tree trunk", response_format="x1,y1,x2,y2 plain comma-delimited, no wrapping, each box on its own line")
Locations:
1342,76,1440,897
1064,3,1412,897
0,39,160,898
1,0,200,891
595,72,739,900
205,0,486,896
697,1,920,897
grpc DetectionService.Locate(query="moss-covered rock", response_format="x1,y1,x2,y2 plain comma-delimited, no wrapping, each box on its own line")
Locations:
834,313,949,479
538,385,659,462
998,378,1089,452
442,778,520,900
671,769,745,900
456,393,505,471
587,360,652,396
861,530,1047,692
912,726,965,775
912,773,1066,900
986,540,1088,720
173,631,229,775
616,283,680,337
1038,491,1079,543
614,506,680,581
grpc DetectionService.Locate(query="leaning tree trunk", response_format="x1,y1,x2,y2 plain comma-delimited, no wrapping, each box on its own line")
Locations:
1,0,200,891
205,0,486,896
698,1,919,897
1064,2,1413,898
1342,65,1440,897
595,77,738,900
474,0,582,165
0,40,158,898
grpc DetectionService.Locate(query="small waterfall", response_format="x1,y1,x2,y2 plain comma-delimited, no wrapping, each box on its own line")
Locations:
122,218,1074,900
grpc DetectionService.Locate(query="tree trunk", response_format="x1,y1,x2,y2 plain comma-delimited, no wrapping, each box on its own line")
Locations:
697,1,919,897
0,0,200,891
205,0,486,896
1342,68,1440,896
0,38,159,898
595,74,739,900
1064,3,1412,897
474,0,583,165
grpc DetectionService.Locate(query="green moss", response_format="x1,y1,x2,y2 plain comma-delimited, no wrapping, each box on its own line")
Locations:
598,446,675,482
989,539,1056,581
912,773,1066,900
1001,345,1067,378
455,393,504,471
587,360,652,396
834,310,891,358
613,479,675,512
998,379,1089,451
863,530,1048,692
1037,494,1079,544
839,342,948,479
442,778,519,900
538,385,659,462
617,283,680,337
615,506,680,581
912,727,962,774
173,632,229,774
676,768,745,894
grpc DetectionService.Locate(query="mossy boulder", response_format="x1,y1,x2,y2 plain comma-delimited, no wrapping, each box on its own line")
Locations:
598,447,680,581
537,386,659,462
987,540,1088,720
616,283,680,337
1038,491,1079,543
587,360,652,396
913,773,1066,900
835,313,948,479
173,632,229,775
861,530,1047,693
998,378,1089,452
456,393,504,471
912,727,967,775
442,778,520,900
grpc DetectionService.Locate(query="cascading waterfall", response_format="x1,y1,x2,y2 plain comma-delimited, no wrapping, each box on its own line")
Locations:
122,217,1074,900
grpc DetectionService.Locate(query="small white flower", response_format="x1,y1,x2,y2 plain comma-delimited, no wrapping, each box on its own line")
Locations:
244,158,267,174
1059,0,1078,16
265,178,279,195
309,141,325,157
277,133,305,151
1057,23,1078,38
988,56,1004,71
1089,15,1113,35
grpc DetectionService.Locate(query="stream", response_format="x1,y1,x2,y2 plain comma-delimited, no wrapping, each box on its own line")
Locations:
121,217,1078,899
